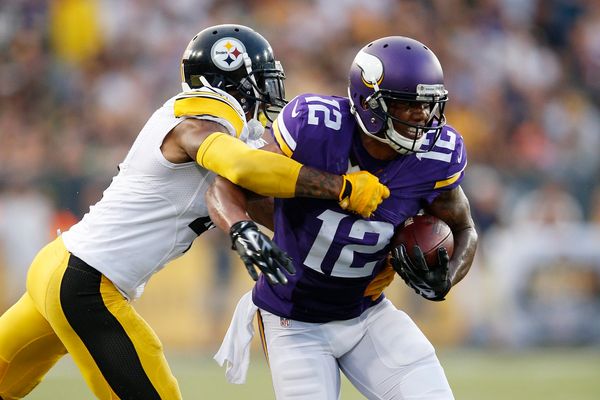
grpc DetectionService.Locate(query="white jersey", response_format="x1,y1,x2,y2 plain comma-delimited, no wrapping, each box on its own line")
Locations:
63,87,261,300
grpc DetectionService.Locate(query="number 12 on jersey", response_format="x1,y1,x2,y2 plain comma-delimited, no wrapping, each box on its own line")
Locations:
303,210,394,278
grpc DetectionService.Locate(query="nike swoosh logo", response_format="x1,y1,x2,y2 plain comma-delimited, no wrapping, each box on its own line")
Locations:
291,99,301,118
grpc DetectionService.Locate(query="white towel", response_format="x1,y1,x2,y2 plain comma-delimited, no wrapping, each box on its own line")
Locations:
213,291,258,384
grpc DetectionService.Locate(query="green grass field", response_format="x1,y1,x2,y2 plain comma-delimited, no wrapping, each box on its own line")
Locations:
24,348,600,399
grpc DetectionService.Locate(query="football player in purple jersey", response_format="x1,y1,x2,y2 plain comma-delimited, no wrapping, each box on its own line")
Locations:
208,36,478,400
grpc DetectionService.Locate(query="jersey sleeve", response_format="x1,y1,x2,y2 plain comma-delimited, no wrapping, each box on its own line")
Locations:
432,125,467,191
173,87,246,138
409,124,468,205
270,94,309,158
270,94,351,175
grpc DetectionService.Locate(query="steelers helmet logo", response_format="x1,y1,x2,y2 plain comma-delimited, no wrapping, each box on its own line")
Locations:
211,37,246,71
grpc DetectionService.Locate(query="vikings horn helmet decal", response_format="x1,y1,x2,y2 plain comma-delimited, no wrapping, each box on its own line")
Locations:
355,51,384,88
348,36,448,154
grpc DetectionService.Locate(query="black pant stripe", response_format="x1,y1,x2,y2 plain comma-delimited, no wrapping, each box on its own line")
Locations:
60,255,161,400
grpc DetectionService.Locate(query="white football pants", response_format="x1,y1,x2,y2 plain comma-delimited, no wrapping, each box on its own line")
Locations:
258,299,454,400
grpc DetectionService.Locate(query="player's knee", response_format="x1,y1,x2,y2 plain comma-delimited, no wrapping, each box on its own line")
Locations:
0,359,5,399
0,383,43,399
0,359,41,399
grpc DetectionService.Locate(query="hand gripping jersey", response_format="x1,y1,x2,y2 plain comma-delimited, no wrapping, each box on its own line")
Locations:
253,94,467,322
62,87,260,300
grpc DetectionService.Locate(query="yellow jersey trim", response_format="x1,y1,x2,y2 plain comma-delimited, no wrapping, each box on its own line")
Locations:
174,96,244,138
271,118,293,157
434,170,463,189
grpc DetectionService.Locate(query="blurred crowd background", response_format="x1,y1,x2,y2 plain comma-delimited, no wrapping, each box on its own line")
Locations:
1,0,599,351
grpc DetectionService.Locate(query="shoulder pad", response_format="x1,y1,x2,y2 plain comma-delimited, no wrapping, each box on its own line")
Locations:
271,94,346,157
174,88,245,138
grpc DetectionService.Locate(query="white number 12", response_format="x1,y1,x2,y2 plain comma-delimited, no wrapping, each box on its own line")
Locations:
303,210,394,278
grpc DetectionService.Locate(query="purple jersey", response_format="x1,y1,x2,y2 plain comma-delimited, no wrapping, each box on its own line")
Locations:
253,94,467,322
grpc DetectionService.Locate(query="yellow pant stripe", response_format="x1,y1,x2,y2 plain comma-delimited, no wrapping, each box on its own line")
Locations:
256,310,270,368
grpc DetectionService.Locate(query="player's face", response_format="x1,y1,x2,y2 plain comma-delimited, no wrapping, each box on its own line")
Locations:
387,100,431,140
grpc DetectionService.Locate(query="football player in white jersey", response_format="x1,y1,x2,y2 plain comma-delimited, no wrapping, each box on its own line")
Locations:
0,25,389,400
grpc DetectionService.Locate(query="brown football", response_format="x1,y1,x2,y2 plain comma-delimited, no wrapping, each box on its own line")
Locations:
392,214,454,267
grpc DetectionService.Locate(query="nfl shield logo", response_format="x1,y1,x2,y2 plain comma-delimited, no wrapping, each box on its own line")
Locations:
280,317,291,328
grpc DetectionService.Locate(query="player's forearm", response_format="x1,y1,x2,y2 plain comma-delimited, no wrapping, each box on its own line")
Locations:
448,226,478,285
294,167,343,198
198,133,387,219
206,177,250,232
197,133,344,200
197,133,302,198
247,197,275,231
425,186,478,286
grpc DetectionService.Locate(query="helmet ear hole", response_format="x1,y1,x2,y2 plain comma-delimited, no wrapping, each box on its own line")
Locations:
360,96,369,111
240,78,254,93
367,98,379,110
190,75,203,87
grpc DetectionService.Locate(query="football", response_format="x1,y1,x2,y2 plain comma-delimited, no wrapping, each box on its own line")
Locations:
392,214,454,266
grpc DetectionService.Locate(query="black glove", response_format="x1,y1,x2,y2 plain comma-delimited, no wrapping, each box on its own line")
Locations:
390,244,451,301
229,221,295,285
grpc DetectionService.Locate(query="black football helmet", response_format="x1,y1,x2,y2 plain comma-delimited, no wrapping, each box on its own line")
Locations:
181,24,286,122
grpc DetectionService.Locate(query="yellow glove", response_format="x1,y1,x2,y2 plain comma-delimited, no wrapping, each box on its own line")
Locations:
338,171,390,218
364,264,396,301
